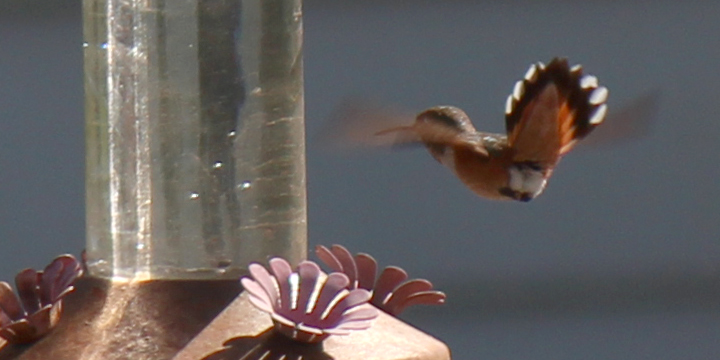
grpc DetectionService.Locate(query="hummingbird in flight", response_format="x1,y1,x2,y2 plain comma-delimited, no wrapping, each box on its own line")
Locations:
370,58,609,202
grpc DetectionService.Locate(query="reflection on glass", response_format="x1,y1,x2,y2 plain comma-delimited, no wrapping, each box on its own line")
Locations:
84,0,306,280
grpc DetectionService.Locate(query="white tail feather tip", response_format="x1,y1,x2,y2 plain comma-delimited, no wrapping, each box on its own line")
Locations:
580,75,599,89
589,86,609,105
512,81,524,100
505,95,514,115
589,104,607,125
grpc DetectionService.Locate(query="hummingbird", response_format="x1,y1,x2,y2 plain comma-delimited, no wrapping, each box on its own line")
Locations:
374,58,609,202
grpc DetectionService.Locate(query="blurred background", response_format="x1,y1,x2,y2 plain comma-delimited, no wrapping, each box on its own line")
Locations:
1,1,719,359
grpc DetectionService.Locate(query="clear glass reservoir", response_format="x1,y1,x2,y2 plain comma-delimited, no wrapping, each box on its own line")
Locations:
83,0,306,280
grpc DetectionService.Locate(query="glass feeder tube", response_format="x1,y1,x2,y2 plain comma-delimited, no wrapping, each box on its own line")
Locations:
83,0,306,280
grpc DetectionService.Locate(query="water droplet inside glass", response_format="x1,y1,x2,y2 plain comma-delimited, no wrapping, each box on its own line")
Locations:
240,181,252,190
136,243,145,250
213,161,223,169
101,42,108,49
227,130,236,138
189,192,199,200
82,42,89,48
251,87,262,95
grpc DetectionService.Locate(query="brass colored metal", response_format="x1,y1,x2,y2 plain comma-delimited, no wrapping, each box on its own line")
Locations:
0,279,449,360
0,0,451,357
0,277,241,360
176,292,451,360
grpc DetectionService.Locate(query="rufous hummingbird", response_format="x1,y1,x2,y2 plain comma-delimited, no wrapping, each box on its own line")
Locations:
371,57,609,202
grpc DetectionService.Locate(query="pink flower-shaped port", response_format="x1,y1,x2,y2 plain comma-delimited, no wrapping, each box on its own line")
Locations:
315,244,446,316
241,258,379,343
0,254,83,344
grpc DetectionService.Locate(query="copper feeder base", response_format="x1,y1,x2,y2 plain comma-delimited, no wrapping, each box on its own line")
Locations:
0,277,450,360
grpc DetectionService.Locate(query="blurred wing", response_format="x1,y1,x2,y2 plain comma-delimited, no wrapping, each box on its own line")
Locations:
378,106,489,157
578,90,660,148
315,98,417,149
375,122,468,149
505,58,608,165
319,99,487,155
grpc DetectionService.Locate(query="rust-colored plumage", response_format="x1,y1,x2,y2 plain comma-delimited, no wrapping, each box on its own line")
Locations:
377,58,608,201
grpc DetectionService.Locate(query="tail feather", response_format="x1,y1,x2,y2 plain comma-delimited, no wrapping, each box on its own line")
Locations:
505,58,608,164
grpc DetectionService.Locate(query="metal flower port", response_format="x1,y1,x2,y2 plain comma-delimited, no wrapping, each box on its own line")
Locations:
315,244,446,316
0,254,83,344
241,257,379,343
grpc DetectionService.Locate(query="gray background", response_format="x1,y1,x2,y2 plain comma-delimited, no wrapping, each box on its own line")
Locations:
1,1,720,359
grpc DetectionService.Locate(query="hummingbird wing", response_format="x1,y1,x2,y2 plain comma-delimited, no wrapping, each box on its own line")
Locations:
317,98,418,149
578,90,659,148
317,99,488,156
376,106,489,156
505,58,608,166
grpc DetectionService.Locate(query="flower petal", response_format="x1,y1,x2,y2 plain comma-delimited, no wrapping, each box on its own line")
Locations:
269,258,293,311
371,267,407,307
248,263,279,307
338,307,378,323
40,259,63,305
389,291,447,315
355,253,377,290
3,319,37,344
0,310,13,328
330,245,358,287
322,289,371,327
0,327,18,343
241,278,274,313
15,269,41,315
26,306,53,337
308,272,349,319
46,255,82,301
382,279,433,313
0,282,25,321
323,327,351,336
315,245,343,272
294,261,321,319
